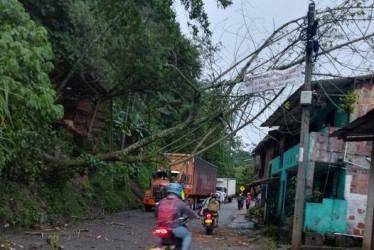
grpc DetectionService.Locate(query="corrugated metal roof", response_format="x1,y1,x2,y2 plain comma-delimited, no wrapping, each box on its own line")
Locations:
251,129,282,154
261,77,354,127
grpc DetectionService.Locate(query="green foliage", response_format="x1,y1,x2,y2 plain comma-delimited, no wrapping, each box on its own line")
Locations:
0,158,148,228
339,91,356,113
180,0,232,36
82,162,138,211
0,182,42,227
47,233,61,250
40,183,88,224
137,164,153,190
235,162,256,187
311,187,322,202
246,206,264,221
265,225,279,238
285,176,296,217
0,0,63,180
21,0,202,97
283,101,291,110
0,0,239,230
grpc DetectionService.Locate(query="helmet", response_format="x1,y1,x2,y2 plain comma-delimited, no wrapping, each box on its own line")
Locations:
212,193,220,199
167,183,182,197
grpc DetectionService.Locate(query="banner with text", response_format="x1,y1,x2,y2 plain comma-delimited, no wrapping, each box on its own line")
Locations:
244,65,303,94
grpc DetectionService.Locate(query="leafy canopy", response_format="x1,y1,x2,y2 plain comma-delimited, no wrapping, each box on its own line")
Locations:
0,0,63,179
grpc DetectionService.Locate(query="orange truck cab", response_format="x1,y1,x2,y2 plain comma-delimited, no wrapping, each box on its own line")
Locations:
142,153,217,210
142,173,170,211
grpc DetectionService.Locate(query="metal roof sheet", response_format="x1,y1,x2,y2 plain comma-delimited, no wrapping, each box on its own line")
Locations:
261,77,354,127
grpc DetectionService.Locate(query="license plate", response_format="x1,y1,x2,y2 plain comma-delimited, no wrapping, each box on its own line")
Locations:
204,219,212,223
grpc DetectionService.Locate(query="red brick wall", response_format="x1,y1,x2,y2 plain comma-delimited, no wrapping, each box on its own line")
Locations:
351,83,374,156
350,170,369,195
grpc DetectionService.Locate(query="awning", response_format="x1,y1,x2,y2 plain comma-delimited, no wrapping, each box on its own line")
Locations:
246,177,280,188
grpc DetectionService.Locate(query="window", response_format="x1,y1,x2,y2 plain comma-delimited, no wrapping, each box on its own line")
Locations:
325,110,335,127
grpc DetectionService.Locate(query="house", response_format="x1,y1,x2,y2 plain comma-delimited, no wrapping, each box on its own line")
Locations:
330,108,374,249
56,74,109,152
251,75,374,237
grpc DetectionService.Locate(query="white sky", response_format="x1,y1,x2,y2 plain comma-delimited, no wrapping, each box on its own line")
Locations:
176,0,310,68
174,1,311,149
174,0,353,150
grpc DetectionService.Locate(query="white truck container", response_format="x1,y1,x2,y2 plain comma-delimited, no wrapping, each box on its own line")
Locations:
216,178,236,203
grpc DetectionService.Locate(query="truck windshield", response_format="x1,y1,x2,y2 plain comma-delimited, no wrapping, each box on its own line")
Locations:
216,187,226,192
155,171,167,179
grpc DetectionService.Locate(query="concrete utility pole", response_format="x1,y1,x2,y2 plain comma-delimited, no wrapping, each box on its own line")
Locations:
362,141,374,249
291,2,317,249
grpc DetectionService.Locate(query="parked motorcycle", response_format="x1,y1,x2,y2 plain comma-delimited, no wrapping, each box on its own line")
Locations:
148,217,188,250
202,211,217,235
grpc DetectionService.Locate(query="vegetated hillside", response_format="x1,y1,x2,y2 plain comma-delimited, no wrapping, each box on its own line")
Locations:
0,0,255,230
0,162,151,229
0,0,151,229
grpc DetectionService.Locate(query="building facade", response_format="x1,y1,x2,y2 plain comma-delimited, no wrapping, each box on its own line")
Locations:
252,76,374,235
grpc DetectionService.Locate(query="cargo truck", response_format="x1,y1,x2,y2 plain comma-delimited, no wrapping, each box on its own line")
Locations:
216,177,236,203
142,153,218,210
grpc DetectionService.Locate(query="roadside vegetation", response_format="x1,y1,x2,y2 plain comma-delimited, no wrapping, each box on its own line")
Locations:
0,0,253,228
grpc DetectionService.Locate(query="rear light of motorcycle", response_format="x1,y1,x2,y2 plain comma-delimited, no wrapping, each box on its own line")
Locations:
152,227,169,236
206,213,212,219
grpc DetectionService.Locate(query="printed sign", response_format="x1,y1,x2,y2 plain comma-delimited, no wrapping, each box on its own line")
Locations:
240,185,245,192
244,65,302,94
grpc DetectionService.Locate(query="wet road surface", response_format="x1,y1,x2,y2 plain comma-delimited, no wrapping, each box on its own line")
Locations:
1,200,258,249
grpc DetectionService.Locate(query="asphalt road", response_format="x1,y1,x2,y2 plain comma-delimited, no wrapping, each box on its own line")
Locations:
1,200,256,250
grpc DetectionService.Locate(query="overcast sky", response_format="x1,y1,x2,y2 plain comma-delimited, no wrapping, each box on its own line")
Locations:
174,1,351,149
174,1,314,148
176,0,311,71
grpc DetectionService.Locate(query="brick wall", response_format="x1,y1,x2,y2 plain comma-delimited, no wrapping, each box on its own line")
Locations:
343,80,374,236
350,170,369,195
346,85,374,158
345,174,367,236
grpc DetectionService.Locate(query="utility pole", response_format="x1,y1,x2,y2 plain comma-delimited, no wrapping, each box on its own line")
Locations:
291,2,317,249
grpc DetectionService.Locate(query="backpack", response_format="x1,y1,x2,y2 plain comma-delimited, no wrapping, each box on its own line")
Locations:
207,198,219,212
157,198,179,227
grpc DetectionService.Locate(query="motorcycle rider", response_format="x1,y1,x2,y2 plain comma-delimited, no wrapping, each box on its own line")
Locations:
199,193,220,226
170,177,186,201
155,183,199,250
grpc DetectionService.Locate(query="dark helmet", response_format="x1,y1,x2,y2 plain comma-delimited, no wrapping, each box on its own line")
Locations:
167,183,182,196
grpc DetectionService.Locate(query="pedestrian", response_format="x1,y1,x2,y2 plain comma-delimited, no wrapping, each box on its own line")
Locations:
237,193,244,210
246,193,252,210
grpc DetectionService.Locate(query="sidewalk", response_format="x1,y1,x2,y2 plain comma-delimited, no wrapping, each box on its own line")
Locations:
228,208,254,232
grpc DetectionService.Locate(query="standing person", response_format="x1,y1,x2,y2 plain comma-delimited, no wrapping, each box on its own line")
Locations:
155,183,199,250
246,193,252,210
237,193,244,210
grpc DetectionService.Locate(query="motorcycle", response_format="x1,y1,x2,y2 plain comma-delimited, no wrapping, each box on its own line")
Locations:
202,211,217,235
148,217,188,250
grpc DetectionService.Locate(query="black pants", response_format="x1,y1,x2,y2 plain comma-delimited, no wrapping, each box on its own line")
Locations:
238,200,243,210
